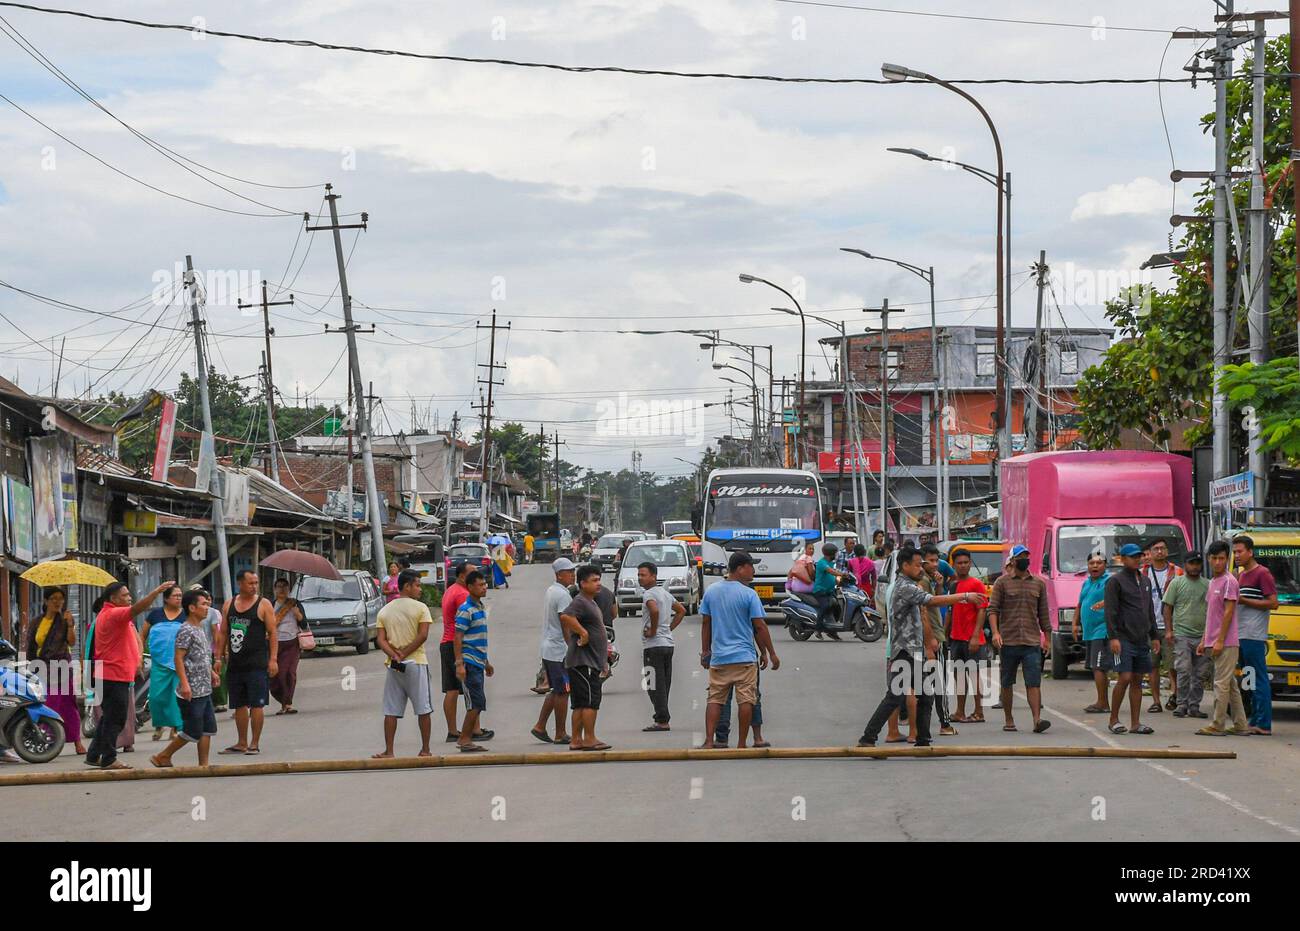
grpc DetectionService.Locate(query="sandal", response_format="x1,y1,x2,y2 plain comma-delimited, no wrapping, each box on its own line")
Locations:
219,745,248,755
582,743,612,752
753,740,771,748
553,734,572,744
1002,724,1018,732
1033,720,1051,734
1147,703,1163,714
149,754,172,768
967,714,986,723
101,761,132,770
1107,722,1128,734
530,728,553,744
642,725,671,732
1083,704,1109,714
1130,724,1155,735
458,744,488,753
244,747,261,755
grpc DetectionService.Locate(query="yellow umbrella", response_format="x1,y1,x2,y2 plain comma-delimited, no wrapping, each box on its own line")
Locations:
20,559,118,588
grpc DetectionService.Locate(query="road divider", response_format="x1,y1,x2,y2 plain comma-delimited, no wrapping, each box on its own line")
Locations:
0,744,1236,787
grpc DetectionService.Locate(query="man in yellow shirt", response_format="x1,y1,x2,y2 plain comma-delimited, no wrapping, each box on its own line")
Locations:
373,570,434,759
524,534,535,564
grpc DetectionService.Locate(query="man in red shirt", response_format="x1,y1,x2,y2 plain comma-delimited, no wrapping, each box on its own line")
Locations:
438,560,493,744
946,549,989,724
86,579,175,769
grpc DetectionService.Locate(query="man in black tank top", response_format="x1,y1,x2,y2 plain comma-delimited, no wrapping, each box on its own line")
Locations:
215,569,279,754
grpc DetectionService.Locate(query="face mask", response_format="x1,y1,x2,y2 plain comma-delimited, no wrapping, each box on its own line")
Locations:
1014,557,1030,572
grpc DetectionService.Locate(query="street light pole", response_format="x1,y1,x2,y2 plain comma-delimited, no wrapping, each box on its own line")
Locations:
882,62,1007,461
740,274,806,467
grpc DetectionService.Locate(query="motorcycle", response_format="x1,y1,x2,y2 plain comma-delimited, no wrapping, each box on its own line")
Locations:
781,578,883,643
579,543,593,562
0,639,67,763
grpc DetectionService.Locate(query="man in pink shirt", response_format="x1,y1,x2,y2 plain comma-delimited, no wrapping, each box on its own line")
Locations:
438,560,493,744
1196,541,1249,736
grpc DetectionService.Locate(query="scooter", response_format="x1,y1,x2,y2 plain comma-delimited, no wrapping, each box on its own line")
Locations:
81,654,151,739
781,579,883,643
0,639,67,763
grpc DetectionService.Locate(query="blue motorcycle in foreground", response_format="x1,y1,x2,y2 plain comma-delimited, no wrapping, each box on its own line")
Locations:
780,579,884,643
0,638,67,763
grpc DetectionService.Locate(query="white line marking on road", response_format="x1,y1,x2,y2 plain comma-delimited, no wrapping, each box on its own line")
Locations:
1024,690,1300,839
689,777,703,799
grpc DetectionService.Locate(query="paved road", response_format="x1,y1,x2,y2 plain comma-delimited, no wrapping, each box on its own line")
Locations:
10,564,1300,841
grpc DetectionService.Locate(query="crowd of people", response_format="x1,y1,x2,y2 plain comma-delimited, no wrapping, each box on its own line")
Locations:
8,527,1279,768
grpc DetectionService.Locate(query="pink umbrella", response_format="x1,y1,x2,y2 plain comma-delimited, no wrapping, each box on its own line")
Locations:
260,550,343,581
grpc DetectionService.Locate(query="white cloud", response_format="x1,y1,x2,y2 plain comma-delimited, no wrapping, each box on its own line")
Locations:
1070,177,1170,222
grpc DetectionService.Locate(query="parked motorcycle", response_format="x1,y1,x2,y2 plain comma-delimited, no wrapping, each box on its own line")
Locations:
0,639,67,763
780,579,883,643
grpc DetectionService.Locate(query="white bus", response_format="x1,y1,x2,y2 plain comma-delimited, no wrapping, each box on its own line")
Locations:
699,467,825,607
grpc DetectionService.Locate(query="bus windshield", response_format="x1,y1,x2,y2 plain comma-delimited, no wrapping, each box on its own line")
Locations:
705,475,821,540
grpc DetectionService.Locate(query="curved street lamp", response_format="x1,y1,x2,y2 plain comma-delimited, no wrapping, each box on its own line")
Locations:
881,62,1009,460
739,273,806,466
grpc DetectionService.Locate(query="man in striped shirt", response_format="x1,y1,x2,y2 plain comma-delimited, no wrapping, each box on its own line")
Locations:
453,570,494,752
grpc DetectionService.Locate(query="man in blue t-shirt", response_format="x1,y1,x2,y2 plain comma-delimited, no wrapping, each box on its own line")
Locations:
813,542,850,639
1071,552,1111,713
699,551,781,749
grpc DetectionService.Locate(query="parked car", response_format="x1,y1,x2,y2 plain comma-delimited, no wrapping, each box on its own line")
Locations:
615,538,702,617
444,542,494,586
293,569,384,655
591,533,631,571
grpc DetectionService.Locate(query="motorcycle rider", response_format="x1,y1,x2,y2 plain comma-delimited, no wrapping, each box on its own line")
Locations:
813,543,850,641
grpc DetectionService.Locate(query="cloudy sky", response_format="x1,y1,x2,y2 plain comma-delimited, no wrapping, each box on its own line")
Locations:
0,1,1270,474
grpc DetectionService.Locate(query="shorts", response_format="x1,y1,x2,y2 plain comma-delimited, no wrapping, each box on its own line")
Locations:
1085,638,1113,672
949,639,988,663
439,641,461,693
461,663,487,712
707,663,759,706
178,694,217,742
542,659,569,696
998,645,1043,689
226,668,269,709
568,665,603,710
382,662,434,717
1114,639,1153,675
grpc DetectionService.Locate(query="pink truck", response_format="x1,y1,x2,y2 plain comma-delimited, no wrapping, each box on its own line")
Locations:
999,450,1194,679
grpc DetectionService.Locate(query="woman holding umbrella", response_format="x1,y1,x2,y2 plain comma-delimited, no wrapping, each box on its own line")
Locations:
140,585,184,742
25,587,85,755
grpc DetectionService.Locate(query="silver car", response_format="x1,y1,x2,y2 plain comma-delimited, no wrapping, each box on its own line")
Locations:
615,539,701,617
293,570,384,655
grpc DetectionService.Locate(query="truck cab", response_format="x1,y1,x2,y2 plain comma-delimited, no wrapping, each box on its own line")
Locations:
1235,528,1300,701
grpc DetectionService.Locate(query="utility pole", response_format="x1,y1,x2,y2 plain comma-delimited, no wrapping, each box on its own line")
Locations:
185,255,231,602
1212,4,1235,489
632,446,643,525
444,411,459,546
258,352,280,483
475,310,509,537
554,432,566,520
308,184,385,578
1247,13,1269,508
938,331,952,535
238,280,293,483
1028,250,1050,452
1292,0,1300,378
864,300,901,540
537,425,548,509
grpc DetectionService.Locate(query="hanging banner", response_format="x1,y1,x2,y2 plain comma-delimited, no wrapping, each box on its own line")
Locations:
5,477,35,563
81,478,109,526
194,431,215,494
58,434,78,551
27,435,65,561
221,470,251,526
1209,471,1254,531
151,396,178,482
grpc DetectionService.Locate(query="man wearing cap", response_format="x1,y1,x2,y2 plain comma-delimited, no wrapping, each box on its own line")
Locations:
698,551,780,749
987,544,1052,734
1103,543,1161,735
532,557,576,743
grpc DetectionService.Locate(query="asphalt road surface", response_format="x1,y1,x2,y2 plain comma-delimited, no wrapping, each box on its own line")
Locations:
10,564,1299,841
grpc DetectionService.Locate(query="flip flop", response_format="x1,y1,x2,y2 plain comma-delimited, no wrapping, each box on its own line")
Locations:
530,728,553,744
885,736,908,743
370,752,394,759
1147,703,1163,714
458,744,488,753
1002,724,1018,732
642,725,671,732
244,747,261,755
1083,704,1109,714
445,733,460,743
1107,723,1128,734
101,761,132,770
149,755,172,768
968,714,986,723
752,740,771,748
283,708,298,715
1033,720,1051,734
569,744,586,751
553,734,572,744
219,745,248,755
583,742,612,751
1130,724,1155,735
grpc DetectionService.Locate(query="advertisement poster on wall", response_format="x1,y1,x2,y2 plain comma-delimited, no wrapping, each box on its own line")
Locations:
59,434,78,552
5,477,35,563
28,435,65,561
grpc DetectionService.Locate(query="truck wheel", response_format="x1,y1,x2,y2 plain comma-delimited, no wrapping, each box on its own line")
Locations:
1050,635,1070,680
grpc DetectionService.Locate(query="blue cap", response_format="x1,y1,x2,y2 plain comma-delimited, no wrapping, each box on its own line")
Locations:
1010,544,1029,558
1118,543,1143,557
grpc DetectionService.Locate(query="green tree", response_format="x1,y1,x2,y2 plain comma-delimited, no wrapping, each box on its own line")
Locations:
1077,35,1297,455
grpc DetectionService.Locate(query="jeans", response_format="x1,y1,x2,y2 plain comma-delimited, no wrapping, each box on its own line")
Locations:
1172,635,1212,713
861,650,933,747
813,593,835,630
713,669,762,744
86,679,131,767
1238,639,1272,731
934,641,951,728
643,646,673,725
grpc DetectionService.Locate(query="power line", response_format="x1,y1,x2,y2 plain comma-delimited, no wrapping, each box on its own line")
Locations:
773,1,1175,35
0,2,1197,86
